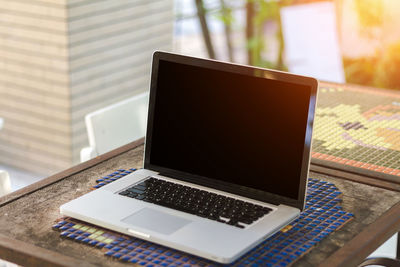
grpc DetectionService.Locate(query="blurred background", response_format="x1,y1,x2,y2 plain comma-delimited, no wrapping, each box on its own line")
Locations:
1,0,400,191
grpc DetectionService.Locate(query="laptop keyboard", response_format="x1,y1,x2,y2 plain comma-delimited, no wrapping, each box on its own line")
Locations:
119,177,272,229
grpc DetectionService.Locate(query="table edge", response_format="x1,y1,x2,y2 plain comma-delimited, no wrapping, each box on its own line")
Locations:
0,233,95,267
319,81,400,97
310,163,400,192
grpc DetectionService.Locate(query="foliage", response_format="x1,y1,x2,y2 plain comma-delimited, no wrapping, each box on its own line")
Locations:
374,42,400,90
211,0,400,90
248,0,280,68
344,41,400,91
246,0,291,70
214,4,234,26
353,0,383,42
343,0,400,90
343,57,377,87
354,0,383,29
213,0,291,70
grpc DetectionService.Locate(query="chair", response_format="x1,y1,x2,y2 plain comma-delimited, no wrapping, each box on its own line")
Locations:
358,257,400,267
280,2,346,83
0,170,11,197
0,118,12,197
80,92,149,162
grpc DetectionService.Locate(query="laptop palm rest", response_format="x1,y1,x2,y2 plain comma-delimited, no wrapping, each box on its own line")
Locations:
122,208,192,235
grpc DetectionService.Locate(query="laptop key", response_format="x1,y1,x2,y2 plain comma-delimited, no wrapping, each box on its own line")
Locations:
219,216,229,221
135,195,145,200
227,219,238,225
262,206,273,213
238,217,254,225
119,191,130,196
157,200,192,214
142,197,153,203
235,224,245,229
133,185,147,191
128,188,144,194
128,192,138,198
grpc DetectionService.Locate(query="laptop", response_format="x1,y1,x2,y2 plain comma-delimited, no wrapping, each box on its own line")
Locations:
60,51,318,263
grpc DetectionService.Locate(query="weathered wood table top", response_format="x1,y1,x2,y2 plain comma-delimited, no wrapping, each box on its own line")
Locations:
1,139,400,267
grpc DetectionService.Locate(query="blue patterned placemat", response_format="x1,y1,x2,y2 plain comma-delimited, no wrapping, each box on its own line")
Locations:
53,169,353,266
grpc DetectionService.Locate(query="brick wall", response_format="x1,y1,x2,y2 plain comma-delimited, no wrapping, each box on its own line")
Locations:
0,0,173,175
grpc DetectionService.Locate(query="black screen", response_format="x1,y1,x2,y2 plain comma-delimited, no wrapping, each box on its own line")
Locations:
148,59,312,201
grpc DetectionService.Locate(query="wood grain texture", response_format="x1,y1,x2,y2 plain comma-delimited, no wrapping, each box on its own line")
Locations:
320,202,400,267
0,233,93,267
0,138,144,208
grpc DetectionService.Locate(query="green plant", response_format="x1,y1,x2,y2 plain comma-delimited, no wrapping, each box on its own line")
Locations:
374,42,400,90
246,0,290,70
343,57,377,87
343,1,400,90
344,41,400,91
213,0,290,70
354,0,383,38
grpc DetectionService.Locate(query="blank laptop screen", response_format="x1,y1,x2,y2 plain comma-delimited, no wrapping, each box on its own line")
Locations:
147,59,313,202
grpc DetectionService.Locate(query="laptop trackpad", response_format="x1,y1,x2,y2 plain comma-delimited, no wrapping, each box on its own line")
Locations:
122,208,192,235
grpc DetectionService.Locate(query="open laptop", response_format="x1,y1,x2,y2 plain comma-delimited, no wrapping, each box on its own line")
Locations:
60,51,318,264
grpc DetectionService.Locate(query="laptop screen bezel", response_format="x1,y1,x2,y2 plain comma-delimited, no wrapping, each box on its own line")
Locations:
144,51,318,211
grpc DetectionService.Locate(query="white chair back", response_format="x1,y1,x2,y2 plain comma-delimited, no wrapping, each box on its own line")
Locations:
0,170,11,197
0,118,11,196
81,92,149,161
281,2,345,83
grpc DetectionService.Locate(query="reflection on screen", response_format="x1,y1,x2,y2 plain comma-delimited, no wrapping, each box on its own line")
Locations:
149,60,312,200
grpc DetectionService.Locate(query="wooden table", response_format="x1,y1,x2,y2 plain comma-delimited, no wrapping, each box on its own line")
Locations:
1,139,400,267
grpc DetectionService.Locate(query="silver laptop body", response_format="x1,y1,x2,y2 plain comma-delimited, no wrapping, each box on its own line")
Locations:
61,51,318,264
